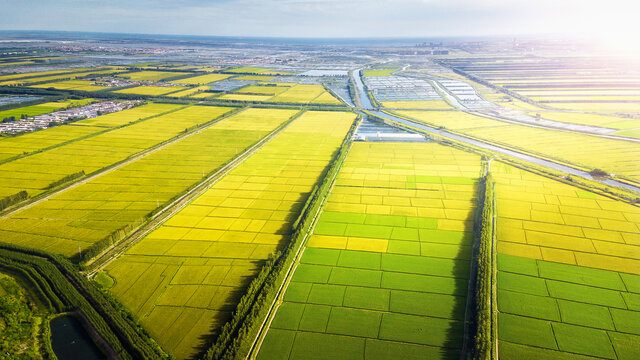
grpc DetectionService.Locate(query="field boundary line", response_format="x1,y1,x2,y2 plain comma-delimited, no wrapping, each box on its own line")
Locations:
247,140,355,359
84,108,307,274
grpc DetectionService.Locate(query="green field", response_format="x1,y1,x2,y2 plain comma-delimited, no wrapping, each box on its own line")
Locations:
494,163,640,359
257,142,482,360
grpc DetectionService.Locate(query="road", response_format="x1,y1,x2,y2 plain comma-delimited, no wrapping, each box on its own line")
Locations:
352,68,639,193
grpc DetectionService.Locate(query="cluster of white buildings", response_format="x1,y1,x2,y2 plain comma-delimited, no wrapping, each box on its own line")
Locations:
0,100,142,134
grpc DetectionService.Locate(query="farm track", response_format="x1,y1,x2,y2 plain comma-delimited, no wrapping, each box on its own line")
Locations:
84,109,307,275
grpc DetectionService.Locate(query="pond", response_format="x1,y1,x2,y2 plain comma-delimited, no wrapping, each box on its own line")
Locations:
50,315,106,360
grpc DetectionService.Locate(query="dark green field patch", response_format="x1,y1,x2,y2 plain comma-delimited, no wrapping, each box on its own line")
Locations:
271,302,304,330
365,339,459,360
379,312,462,348
284,282,312,302
497,253,539,276
538,261,625,291
337,250,381,270
609,332,640,360
610,308,640,334
344,223,393,239
329,267,382,287
381,253,468,278
552,322,616,359
343,286,390,311
498,290,560,321
405,217,438,229
301,248,340,266
298,304,330,332
420,242,471,260
390,290,464,320
557,300,614,330
498,341,601,360
497,272,548,296
419,229,472,245
320,211,366,224
326,307,381,338
257,329,296,360
387,240,421,255
292,264,332,283
289,332,365,360
381,272,467,296
390,227,420,241
546,280,626,309
314,221,347,236
620,273,640,293
498,313,558,350
364,214,406,227
307,284,346,306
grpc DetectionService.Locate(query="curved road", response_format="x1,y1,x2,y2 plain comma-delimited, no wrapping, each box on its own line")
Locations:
354,68,640,193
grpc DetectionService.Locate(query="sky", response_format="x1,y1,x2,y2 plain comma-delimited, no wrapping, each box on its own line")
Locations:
0,0,638,42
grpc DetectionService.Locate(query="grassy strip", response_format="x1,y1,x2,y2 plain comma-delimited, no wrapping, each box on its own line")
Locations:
471,165,495,360
0,243,169,359
0,190,28,211
203,114,360,360
44,170,85,190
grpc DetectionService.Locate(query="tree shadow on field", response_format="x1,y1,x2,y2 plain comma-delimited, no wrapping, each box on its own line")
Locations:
441,179,481,359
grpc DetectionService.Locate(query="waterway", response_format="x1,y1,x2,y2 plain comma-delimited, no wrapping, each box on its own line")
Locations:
354,68,639,193
50,315,106,360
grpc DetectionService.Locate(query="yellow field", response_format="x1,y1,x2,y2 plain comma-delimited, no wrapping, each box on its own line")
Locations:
113,86,188,96
396,110,640,182
494,162,640,274
30,80,109,91
118,71,191,82
165,86,210,98
105,110,355,359
170,74,231,85
217,93,274,102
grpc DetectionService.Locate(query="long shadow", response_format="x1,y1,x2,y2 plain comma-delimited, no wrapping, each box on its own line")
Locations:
442,177,483,359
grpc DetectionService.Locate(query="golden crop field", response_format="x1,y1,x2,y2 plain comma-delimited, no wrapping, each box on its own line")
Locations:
493,162,639,273
113,85,188,96
105,110,355,359
170,73,231,85
30,80,109,91
258,142,482,359
218,93,274,102
0,69,127,86
0,104,242,198
0,108,317,258
117,71,191,82
396,110,640,182
165,86,210,98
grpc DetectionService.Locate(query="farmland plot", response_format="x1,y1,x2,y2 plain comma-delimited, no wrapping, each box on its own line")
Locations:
257,142,482,360
105,111,355,359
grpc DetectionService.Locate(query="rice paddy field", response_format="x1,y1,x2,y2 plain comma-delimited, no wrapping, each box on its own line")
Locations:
113,85,188,96
394,110,640,183
30,80,110,91
165,86,210,98
0,69,126,86
0,104,242,198
527,112,640,132
364,69,399,77
0,108,313,257
233,83,342,104
442,57,640,113
117,71,191,82
104,110,355,359
257,142,482,360
493,162,640,359
170,73,231,85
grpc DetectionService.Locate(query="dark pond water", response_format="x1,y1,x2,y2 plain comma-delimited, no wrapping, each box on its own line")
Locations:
50,315,106,360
